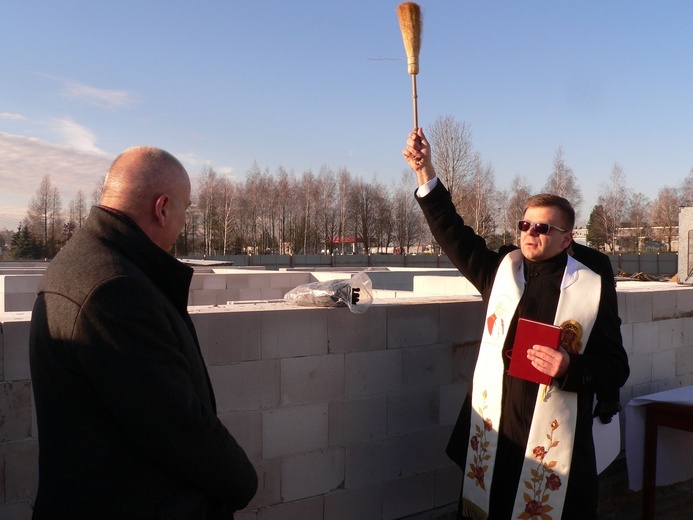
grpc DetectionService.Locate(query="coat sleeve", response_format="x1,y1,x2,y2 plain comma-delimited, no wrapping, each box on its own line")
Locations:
73,275,258,512
416,180,501,295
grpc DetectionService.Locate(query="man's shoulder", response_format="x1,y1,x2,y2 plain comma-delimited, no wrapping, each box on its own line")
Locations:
568,242,614,278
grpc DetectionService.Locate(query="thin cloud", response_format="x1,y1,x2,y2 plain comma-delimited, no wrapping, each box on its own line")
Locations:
35,73,138,110
0,113,27,120
48,118,103,153
62,81,138,110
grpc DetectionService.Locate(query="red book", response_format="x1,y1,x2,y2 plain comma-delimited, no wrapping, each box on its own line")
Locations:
507,318,562,385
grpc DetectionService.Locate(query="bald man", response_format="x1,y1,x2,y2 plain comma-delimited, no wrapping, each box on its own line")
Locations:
30,147,257,519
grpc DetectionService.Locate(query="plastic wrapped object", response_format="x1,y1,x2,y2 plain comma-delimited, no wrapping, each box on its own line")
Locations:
283,271,373,313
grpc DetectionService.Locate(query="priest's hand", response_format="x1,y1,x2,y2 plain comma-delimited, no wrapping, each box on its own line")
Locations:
527,345,570,378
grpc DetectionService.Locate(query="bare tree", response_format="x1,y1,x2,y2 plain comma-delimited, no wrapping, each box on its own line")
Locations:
337,168,353,254
543,147,583,217
505,175,533,243
315,166,339,254
650,186,680,252
427,115,477,207
68,190,88,229
625,192,650,252
371,181,392,253
91,175,106,206
596,163,630,252
27,175,63,258
352,178,379,254
197,164,220,257
392,169,423,254
459,158,496,239
679,166,693,206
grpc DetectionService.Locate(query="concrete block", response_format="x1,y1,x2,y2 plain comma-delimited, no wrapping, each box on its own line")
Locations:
653,289,678,320
191,289,217,306
402,344,453,389
260,309,328,359
215,289,236,304
248,275,270,289
268,273,294,289
626,352,653,386
282,448,345,501
616,290,626,321
324,484,383,520
631,381,658,398
193,312,261,364
676,345,693,377
3,439,38,503
439,300,484,345
387,388,440,436
262,403,328,459
2,275,41,293
225,274,249,289
345,349,401,398
682,317,693,346
328,395,387,446
631,321,660,355
435,464,463,508
400,426,453,475
624,291,653,324
257,288,282,300
201,273,227,290
256,496,323,520
382,471,435,520
188,273,205,290
344,437,402,488
450,342,479,385
208,360,280,412
281,354,344,406
387,303,439,349
652,349,677,381
3,292,39,312
239,288,264,301
327,306,387,353
2,320,31,381
245,457,281,511
217,410,263,461
676,286,693,315
439,383,467,427
658,319,683,350
0,382,32,442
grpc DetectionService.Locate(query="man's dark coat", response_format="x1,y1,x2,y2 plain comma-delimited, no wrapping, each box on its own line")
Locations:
30,206,257,519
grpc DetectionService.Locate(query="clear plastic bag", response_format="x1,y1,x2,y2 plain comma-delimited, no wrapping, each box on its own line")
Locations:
283,271,373,313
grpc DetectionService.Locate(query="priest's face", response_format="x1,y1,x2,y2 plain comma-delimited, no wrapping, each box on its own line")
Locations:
520,205,573,262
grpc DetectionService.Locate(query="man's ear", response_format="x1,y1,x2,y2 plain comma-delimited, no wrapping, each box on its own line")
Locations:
154,194,169,227
561,232,574,250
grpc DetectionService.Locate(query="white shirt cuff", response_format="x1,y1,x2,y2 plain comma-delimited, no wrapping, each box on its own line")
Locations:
415,177,439,198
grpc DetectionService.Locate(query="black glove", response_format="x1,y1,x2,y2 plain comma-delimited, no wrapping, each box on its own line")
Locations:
593,401,622,424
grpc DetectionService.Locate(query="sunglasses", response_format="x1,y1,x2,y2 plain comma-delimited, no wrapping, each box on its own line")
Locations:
518,220,567,235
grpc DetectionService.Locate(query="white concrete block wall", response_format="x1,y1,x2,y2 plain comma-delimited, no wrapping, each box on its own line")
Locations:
0,275,41,312
5,282,693,519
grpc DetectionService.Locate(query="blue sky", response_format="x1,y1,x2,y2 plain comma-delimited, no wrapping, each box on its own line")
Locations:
2,0,693,230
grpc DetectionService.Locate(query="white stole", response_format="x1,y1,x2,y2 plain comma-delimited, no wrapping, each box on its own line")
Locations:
462,250,601,520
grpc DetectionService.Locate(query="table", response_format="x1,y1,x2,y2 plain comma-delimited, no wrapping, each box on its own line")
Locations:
642,401,693,519
625,387,693,519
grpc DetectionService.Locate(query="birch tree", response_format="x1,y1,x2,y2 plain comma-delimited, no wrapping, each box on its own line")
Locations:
543,147,583,217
